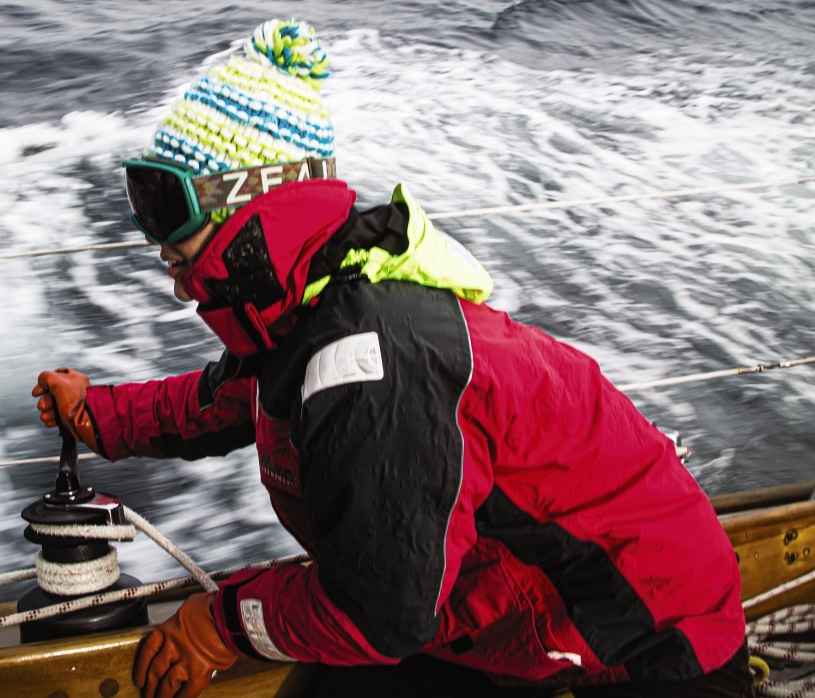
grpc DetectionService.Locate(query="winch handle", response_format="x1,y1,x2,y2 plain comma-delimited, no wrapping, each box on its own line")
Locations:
53,409,81,496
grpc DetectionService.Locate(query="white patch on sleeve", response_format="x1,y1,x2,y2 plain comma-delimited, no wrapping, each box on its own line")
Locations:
301,331,384,403
240,598,296,662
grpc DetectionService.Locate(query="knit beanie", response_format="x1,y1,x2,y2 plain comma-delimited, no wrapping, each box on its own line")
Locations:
144,18,335,223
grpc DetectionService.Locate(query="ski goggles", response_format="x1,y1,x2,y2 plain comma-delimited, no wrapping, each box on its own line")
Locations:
123,156,337,244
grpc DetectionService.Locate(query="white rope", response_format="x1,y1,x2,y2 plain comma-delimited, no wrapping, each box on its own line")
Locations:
3,516,133,597
619,356,815,392
0,240,147,260
0,505,215,599
0,553,310,628
0,174,812,260
123,505,218,592
743,569,815,612
0,568,38,585
747,605,815,697
0,453,98,468
31,521,136,540
35,548,120,595
23,518,131,596
751,640,815,664
747,605,815,635
757,678,815,698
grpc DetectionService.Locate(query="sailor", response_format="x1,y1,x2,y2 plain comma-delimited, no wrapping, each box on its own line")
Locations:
32,18,754,698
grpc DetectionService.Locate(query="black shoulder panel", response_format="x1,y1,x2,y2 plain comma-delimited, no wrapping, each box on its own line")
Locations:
285,279,472,658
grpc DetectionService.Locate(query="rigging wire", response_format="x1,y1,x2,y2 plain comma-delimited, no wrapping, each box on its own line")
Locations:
429,174,815,221
0,553,310,628
618,356,815,392
0,174,812,260
0,240,147,260
0,453,97,468
0,355,812,470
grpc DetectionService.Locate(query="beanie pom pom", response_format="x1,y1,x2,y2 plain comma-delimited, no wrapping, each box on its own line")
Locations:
245,19,330,86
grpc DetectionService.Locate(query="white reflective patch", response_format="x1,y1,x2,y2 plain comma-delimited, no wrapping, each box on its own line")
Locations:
240,598,296,662
547,651,582,667
301,331,384,403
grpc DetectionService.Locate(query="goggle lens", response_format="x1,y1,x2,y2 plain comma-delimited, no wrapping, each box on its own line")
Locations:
125,166,193,243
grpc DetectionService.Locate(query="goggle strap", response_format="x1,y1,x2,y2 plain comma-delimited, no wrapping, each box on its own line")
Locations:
192,157,337,213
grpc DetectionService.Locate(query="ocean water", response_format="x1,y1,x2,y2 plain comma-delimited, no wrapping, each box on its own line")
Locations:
0,0,813,599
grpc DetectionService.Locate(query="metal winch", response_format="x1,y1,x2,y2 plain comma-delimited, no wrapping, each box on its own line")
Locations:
17,426,148,643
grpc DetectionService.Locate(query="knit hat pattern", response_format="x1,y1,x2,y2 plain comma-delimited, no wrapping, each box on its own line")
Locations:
146,19,334,185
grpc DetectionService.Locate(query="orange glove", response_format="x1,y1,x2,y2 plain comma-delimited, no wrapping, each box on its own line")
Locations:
32,367,100,453
133,591,238,698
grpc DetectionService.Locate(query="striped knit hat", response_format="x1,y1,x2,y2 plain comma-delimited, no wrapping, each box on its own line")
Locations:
145,18,335,223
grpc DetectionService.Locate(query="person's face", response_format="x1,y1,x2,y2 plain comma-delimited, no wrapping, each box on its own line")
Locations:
150,219,219,302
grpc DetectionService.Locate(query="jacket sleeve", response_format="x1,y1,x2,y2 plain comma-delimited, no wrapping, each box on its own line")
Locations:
212,284,479,665
85,351,256,462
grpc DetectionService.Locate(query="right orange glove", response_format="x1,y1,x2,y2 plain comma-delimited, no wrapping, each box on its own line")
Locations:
133,591,238,698
32,367,100,454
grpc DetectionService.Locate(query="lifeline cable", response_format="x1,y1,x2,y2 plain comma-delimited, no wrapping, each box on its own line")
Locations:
0,356,811,471
619,356,815,392
0,174,812,260
0,453,96,468
429,174,815,221
0,553,310,628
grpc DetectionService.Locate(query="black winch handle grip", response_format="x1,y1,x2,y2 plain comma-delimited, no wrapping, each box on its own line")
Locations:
53,409,81,496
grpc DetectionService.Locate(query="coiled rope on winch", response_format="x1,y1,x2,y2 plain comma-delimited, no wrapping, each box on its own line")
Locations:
0,499,310,628
27,515,137,595
13,504,216,596
0,554,311,630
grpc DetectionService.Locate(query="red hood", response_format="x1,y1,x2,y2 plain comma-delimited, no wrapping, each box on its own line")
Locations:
183,179,356,357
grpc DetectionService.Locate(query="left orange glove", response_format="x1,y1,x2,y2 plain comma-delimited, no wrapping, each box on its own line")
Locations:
133,591,238,698
32,367,100,454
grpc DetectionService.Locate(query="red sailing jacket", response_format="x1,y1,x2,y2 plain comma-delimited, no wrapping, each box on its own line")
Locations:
85,180,745,687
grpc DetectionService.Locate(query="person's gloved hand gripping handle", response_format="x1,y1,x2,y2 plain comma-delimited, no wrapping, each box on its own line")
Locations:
133,592,238,698
32,367,101,453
